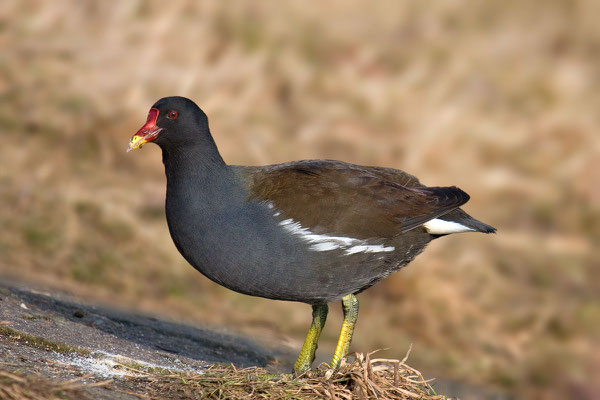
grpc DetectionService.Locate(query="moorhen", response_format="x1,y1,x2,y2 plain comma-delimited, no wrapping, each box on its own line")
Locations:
127,96,495,374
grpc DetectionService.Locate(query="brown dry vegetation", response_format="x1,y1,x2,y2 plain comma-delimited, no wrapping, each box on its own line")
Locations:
0,351,444,400
124,352,446,400
1,1,599,399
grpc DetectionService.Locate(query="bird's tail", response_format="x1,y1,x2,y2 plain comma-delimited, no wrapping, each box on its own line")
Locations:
439,208,497,233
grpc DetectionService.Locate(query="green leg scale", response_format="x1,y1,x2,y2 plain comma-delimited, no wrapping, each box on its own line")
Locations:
331,294,359,369
294,303,328,374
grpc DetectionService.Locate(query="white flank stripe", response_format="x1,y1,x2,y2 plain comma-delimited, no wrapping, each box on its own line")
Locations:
422,218,474,234
279,218,395,255
345,244,395,255
310,242,340,251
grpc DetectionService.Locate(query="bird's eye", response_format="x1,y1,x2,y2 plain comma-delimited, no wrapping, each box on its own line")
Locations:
167,110,178,119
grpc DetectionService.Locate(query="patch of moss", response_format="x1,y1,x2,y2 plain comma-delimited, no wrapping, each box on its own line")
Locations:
0,326,90,356
21,314,53,322
116,359,173,376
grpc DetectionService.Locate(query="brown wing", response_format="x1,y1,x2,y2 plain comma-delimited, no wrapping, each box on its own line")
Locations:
234,160,469,239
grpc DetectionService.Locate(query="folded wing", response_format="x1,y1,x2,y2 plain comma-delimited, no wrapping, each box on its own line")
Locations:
236,160,470,239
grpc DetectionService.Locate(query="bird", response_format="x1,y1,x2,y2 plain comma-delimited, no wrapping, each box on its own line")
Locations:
127,96,496,374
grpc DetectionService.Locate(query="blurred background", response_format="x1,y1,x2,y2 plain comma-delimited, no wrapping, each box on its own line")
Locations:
1,1,599,399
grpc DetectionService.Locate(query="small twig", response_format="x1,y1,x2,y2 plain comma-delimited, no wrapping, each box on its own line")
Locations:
400,344,413,365
114,388,150,399
0,371,26,383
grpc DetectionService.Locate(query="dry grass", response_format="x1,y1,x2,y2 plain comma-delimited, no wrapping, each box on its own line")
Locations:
1,1,599,399
0,370,105,400
0,351,446,400
132,352,444,400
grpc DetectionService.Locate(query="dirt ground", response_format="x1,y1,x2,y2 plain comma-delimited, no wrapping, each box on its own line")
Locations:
0,279,511,399
0,279,296,399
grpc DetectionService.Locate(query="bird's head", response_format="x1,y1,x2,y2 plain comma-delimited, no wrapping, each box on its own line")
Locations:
127,96,209,152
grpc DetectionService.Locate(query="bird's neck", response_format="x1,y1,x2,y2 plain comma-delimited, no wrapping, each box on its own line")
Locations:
160,134,226,171
161,143,246,213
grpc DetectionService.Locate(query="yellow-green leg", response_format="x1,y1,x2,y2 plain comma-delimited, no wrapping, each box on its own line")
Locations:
294,303,328,374
331,294,359,369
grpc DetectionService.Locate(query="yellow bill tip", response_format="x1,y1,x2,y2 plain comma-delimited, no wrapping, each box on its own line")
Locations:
127,135,147,152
